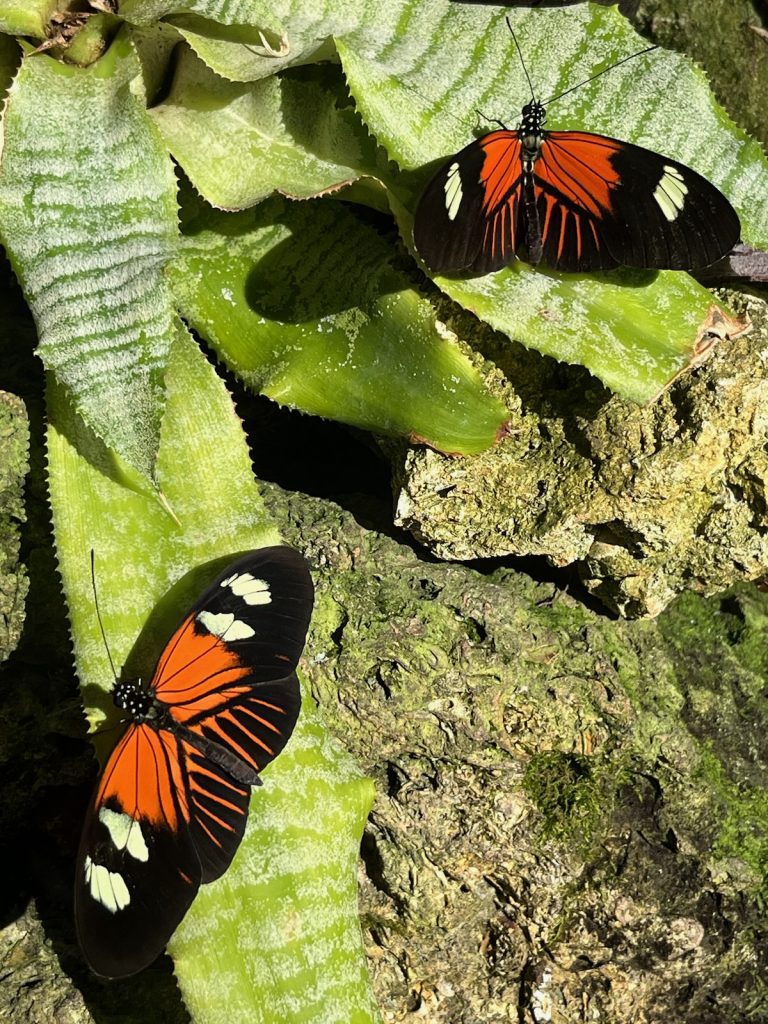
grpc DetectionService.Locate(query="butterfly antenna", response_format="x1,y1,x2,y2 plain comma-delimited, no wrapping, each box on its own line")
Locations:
505,16,537,103
90,549,118,684
543,44,658,106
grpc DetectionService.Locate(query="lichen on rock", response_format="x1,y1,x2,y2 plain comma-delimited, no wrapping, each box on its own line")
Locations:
391,291,768,618
265,484,768,1024
0,389,29,661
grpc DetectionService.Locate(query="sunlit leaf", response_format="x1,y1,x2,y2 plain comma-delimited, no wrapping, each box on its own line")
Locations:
48,325,379,1023
0,32,179,480
168,193,508,454
150,51,379,209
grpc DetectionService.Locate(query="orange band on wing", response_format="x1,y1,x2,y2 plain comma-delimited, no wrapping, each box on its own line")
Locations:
479,131,523,213
151,613,251,705
97,724,188,830
536,132,622,218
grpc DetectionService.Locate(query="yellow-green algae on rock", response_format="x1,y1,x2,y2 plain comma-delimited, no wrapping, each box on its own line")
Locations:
267,484,768,1024
392,292,768,618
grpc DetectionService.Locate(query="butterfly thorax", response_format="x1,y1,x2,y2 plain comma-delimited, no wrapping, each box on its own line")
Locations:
519,100,545,163
113,679,162,723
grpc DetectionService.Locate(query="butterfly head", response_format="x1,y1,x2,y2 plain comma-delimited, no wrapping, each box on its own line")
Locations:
520,100,546,137
113,679,156,721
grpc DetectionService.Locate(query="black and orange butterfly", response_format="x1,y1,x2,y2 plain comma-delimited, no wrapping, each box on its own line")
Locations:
413,26,740,274
75,546,314,978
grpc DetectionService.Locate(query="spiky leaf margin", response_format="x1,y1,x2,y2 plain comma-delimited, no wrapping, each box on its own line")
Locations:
47,325,378,1024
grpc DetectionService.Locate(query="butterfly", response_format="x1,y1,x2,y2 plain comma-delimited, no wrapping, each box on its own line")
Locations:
413,44,740,274
75,546,314,979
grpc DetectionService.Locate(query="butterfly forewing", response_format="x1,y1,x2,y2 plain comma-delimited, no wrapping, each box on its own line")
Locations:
154,546,314,692
76,546,313,978
534,132,741,271
414,132,523,275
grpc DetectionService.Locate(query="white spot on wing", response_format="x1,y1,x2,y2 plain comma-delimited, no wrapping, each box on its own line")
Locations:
653,165,688,222
220,572,271,606
85,855,130,913
99,807,148,862
197,610,255,641
444,162,463,221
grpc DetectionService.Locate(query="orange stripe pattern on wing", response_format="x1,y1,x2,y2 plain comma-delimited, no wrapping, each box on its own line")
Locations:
96,723,188,830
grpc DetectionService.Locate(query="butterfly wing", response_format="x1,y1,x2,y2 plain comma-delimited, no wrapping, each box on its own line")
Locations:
76,546,313,978
149,546,312,879
415,128,739,275
413,130,524,275
75,723,250,978
534,131,740,271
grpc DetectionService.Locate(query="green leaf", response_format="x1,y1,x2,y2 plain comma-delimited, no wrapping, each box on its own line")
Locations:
171,688,378,1024
0,32,179,481
0,0,51,37
335,1,768,402
168,14,297,83
150,51,379,209
168,193,508,455
155,4,355,83
47,325,378,1023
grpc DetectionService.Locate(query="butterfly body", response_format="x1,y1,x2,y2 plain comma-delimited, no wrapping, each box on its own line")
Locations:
75,547,314,979
414,95,740,275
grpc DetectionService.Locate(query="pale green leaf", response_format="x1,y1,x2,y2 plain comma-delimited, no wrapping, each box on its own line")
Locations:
0,0,51,37
169,14,300,83
150,50,378,209
48,325,378,1023
0,31,179,480
172,689,378,1024
168,193,508,455
123,1,358,80
335,0,768,401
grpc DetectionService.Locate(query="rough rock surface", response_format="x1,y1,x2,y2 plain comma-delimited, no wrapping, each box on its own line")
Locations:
267,485,768,1024
392,292,768,618
0,389,28,660
2,462,768,1022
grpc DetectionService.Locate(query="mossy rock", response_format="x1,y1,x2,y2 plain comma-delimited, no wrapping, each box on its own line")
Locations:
266,484,768,1023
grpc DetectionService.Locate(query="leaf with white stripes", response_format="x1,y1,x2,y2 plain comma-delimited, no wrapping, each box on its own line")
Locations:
0,31,179,482
142,0,768,402
48,324,379,1023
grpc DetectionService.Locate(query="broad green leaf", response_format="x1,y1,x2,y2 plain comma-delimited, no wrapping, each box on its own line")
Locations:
0,0,51,37
0,32,178,481
150,51,379,209
335,1,768,401
172,689,378,1024
169,14,300,83
168,194,508,455
48,325,378,1023
392,194,734,403
118,0,282,30
136,2,357,82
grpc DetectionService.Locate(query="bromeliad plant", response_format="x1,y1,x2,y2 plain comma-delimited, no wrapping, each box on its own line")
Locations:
1,0,767,1021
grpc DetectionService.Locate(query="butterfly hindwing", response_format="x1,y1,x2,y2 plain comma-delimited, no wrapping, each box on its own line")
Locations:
75,546,313,978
